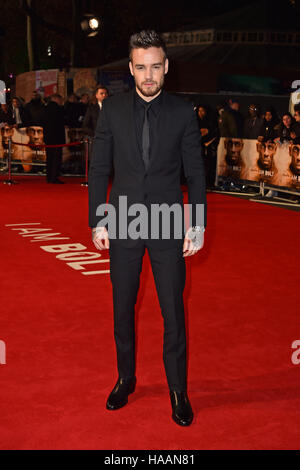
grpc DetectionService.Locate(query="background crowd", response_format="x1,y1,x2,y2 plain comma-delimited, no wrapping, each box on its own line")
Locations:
196,99,300,191
0,85,108,183
1,87,300,192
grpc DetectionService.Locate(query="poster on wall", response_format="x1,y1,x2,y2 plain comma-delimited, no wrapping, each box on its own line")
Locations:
36,69,59,98
217,137,300,191
0,126,46,172
62,128,85,174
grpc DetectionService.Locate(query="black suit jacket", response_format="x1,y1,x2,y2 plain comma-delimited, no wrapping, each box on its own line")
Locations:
88,89,207,247
42,101,65,146
83,103,100,137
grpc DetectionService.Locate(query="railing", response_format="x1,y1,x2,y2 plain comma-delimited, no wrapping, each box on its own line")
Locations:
163,29,300,47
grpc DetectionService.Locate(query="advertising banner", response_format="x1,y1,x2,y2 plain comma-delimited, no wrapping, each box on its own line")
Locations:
217,137,300,191
36,69,59,98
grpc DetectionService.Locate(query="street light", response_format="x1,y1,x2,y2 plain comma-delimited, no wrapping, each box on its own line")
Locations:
81,14,100,37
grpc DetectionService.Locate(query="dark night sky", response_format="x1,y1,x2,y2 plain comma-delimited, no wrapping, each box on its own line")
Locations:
0,0,299,80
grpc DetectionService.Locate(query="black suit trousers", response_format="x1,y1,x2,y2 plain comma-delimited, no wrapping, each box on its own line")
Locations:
109,239,187,392
46,147,62,182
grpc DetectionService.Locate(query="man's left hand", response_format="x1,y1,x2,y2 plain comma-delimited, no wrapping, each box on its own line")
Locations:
183,226,204,257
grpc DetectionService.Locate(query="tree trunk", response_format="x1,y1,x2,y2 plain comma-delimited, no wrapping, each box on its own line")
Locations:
26,0,35,70
70,0,82,67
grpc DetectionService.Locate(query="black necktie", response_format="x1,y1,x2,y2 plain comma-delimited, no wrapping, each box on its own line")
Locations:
142,103,151,170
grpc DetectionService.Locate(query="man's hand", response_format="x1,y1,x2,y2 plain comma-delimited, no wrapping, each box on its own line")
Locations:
92,226,109,250
183,226,204,257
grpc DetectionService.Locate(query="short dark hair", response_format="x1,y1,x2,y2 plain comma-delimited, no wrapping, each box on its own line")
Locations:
51,93,62,100
294,103,300,113
129,30,167,61
94,84,108,95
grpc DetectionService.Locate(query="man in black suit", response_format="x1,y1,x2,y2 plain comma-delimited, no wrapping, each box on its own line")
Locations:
83,85,108,137
89,30,207,426
43,94,65,184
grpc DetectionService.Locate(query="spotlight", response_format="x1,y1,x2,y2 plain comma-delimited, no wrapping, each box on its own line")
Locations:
81,15,100,37
89,18,99,30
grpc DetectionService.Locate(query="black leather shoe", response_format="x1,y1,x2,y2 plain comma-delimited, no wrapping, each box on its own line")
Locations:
106,377,136,410
52,179,64,184
170,391,193,426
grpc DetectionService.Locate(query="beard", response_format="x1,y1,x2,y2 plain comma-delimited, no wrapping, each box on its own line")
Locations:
136,76,164,98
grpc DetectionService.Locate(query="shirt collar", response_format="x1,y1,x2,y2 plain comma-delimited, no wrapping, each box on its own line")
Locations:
134,89,163,116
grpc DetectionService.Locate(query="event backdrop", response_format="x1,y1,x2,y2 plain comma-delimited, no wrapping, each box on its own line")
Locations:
217,137,300,191
0,127,84,174
2,130,300,189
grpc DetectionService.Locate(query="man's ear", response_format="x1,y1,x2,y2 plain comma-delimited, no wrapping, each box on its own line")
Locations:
164,58,169,75
129,61,134,76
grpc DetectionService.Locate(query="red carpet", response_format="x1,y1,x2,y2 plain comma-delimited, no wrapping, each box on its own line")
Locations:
0,175,300,450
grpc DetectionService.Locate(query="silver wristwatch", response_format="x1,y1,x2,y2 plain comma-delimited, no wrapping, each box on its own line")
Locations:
191,226,205,234
188,226,205,248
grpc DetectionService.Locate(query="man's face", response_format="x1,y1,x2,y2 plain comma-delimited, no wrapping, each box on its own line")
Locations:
81,94,89,104
224,138,243,164
52,96,63,106
249,105,257,117
198,107,206,119
129,47,169,100
230,101,239,111
1,125,13,147
265,111,272,122
283,115,292,127
27,126,44,145
256,141,277,170
32,91,40,101
68,94,77,103
289,144,300,173
294,111,300,123
95,88,108,103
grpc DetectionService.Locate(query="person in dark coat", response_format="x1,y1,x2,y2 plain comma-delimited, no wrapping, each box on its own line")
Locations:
197,105,219,188
64,93,82,128
217,100,243,138
227,99,244,138
42,94,66,184
258,107,279,142
77,93,90,127
243,104,264,139
0,103,13,125
82,85,108,137
10,97,27,128
25,91,45,127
